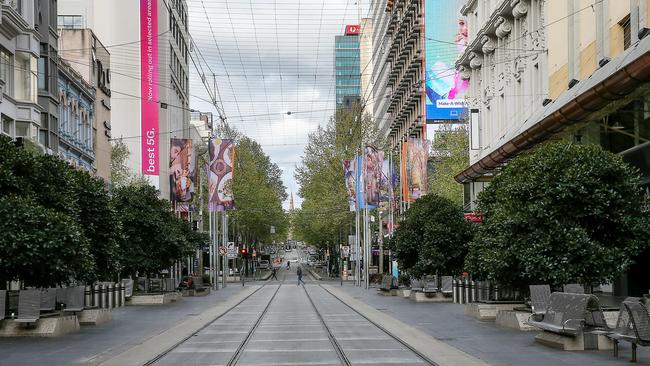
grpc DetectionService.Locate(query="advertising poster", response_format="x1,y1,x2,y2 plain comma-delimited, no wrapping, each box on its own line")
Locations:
343,160,357,211
169,138,197,203
140,0,159,175
424,0,468,121
208,138,235,212
406,138,430,201
363,145,383,207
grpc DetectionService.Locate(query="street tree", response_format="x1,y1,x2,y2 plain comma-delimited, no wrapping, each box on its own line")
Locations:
386,194,474,279
0,196,96,287
295,105,385,250
429,124,469,206
465,142,650,290
71,170,123,281
113,184,196,277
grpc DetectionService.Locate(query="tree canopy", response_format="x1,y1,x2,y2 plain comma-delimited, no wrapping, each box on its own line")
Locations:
465,142,650,289
429,124,469,206
387,194,474,278
294,105,384,249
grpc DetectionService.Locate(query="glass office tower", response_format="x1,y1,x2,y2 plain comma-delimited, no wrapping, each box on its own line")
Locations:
335,34,361,108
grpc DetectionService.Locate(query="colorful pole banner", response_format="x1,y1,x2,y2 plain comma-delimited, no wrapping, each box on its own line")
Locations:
343,160,357,212
208,138,235,212
169,138,197,203
363,145,383,207
141,0,159,175
406,138,430,201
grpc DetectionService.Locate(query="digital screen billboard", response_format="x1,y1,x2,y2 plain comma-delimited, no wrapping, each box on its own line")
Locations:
424,0,468,121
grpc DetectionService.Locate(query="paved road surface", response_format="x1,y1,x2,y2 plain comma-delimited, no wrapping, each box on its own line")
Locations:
152,282,431,366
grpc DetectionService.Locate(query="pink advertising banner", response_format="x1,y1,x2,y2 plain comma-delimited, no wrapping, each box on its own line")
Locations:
141,0,159,175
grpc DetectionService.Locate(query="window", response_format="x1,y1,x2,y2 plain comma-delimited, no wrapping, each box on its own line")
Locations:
58,15,83,29
15,121,30,138
0,48,12,96
14,51,37,103
620,15,632,50
1,116,13,136
38,56,46,89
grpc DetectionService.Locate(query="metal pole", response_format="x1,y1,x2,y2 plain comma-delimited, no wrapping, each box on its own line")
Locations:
222,212,227,288
215,210,220,290
209,211,214,288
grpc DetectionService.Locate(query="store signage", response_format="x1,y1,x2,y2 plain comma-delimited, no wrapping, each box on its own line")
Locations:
464,213,483,223
345,25,360,35
96,60,111,97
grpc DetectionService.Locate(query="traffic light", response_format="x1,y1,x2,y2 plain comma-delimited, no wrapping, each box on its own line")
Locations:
240,248,248,257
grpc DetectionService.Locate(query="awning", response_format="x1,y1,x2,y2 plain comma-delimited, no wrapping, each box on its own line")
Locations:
455,35,650,183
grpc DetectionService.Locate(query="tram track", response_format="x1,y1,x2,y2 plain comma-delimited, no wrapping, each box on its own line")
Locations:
307,283,438,366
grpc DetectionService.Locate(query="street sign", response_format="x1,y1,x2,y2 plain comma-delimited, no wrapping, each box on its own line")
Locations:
219,246,227,255
341,246,350,258
227,242,237,259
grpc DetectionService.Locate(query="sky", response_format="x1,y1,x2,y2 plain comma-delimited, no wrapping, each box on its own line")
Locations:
187,0,370,210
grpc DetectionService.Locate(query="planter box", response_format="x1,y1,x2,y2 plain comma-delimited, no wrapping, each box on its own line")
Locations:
495,310,535,331
409,291,453,303
0,316,80,337
127,292,181,305
464,302,523,321
78,308,112,326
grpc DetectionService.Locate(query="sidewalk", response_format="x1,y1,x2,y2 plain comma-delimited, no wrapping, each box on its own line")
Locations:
0,285,249,366
335,283,650,366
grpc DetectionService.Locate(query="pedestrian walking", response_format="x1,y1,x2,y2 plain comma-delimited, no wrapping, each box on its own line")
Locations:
271,267,278,280
296,266,305,286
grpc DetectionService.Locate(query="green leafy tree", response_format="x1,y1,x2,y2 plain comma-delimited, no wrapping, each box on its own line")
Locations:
429,125,469,206
0,196,95,287
466,142,650,290
71,170,123,281
113,184,196,277
387,194,474,278
295,105,385,249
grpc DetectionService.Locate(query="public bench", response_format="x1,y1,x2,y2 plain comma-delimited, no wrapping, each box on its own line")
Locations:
0,290,5,320
606,297,642,358
40,288,56,312
15,290,41,324
529,285,551,319
527,292,602,336
616,300,650,362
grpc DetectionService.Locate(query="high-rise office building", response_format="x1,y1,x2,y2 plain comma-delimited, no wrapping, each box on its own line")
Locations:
58,0,191,200
335,25,361,108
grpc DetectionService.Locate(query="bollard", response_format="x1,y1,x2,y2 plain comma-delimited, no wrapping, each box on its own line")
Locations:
120,282,126,306
101,284,108,308
108,283,114,308
93,284,100,307
459,280,465,304
464,278,470,304
494,283,499,301
471,280,476,303
116,282,122,307
452,279,457,303
85,285,92,308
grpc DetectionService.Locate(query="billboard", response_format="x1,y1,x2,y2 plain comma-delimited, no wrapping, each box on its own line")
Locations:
169,138,197,203
424,0,468,121
208,138,235,212
141,0,159,175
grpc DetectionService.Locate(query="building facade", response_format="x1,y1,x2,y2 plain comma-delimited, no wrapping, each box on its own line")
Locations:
370,0,426,150
58,0,191,199
57,58,94,172
335,27,361,108
0,0,41,147
36,0,60,154
455,0,650,295
359,18,374,117
58,28,112,181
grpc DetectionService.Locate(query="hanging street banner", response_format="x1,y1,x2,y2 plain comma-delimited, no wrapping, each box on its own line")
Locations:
363,145,383,207
343,159,357,211
140,0,159,175
169,138,197,203
403,138,430,202
424,0,468,121
208,138,236,212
